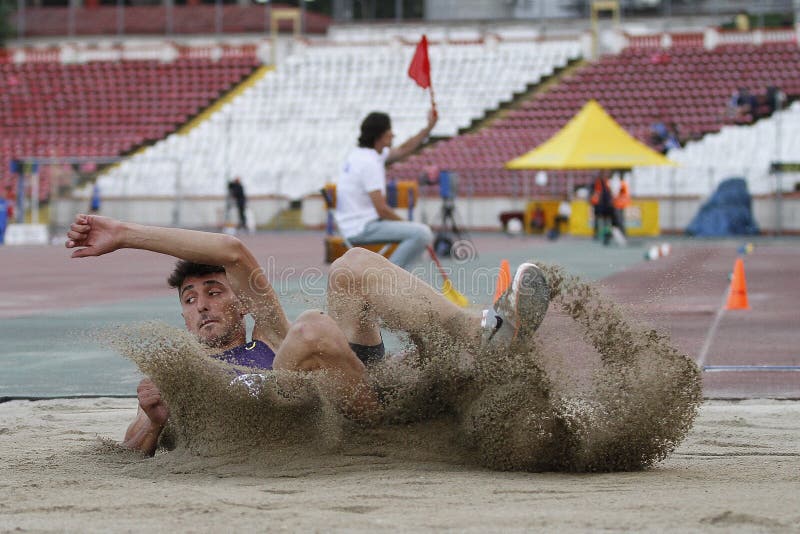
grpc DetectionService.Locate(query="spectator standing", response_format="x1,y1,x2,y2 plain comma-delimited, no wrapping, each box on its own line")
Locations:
89,183,101,213
612,173,631,238
335,109,436,270
228,177,248,230
0,190,7,245
764,85,786,116
548,195,571,240
530,203,545,234
727,87,757,123
650,116,681,153
590,172,614,244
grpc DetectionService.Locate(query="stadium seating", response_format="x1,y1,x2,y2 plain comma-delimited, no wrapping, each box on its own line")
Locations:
632,101,800,196
0,56,259,202
390,42,800,197
95,38,581,199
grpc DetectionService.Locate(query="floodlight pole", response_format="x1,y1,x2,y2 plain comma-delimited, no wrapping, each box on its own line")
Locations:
31,168,39,224
173,160,184,227
270,7,301,65
774,96,783,236
590,0,620,59
16,0,26,37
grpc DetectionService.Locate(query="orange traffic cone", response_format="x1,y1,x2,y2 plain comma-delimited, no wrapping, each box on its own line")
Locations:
725,258,750,310
494,259,512,303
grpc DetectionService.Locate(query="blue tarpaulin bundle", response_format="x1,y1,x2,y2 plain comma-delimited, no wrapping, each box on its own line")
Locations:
686,178,759,237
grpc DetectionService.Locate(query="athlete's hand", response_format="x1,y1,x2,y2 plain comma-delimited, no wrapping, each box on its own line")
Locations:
65,213,124,258
137,378,169,428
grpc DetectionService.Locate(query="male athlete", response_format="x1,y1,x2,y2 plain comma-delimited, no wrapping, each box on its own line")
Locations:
66,213,549,456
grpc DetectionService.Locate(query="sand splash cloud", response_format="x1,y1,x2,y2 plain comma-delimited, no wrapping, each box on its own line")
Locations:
107,265,702,472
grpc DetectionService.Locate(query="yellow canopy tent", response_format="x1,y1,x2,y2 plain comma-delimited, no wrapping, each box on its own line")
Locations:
505,99,675,170
504,99,673,237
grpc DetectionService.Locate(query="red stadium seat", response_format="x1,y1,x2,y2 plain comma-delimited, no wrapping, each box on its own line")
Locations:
390,42,800,197
0,57,259,199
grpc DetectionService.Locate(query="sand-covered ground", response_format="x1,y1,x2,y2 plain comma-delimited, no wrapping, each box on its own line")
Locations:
1,398,798,532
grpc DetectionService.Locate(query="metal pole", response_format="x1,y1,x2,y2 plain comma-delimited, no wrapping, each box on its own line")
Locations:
299,0,305,34
31,167,39,224
215,0,222,35
796,0,800,30
117,0,124,36
775,96,783,236
16,0,26,38
467,179,473,229
15,169,24,223
68,0,76,37
670,166,677,233
775,171,783,236
173,160,183,226
395,0,402,21
226,114,231,182
165,0,173,35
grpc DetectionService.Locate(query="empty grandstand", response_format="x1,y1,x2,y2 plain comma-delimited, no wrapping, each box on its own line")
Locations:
2,1,800,234
392,38,800,199
93,37,581,200
0,43,261,205
632,100,800,197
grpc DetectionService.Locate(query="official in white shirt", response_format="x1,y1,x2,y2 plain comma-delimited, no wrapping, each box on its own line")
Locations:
335,109,437,270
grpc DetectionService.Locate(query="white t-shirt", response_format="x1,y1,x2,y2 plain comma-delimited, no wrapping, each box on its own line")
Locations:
335,146,389,237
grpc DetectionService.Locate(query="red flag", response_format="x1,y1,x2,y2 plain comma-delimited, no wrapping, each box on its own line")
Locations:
408,35,431,89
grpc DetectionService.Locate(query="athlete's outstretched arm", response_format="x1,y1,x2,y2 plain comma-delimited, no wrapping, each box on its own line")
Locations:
66,213,289,349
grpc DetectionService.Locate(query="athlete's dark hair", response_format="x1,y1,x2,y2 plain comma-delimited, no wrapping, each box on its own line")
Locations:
167,260,226,290
358,111,391,148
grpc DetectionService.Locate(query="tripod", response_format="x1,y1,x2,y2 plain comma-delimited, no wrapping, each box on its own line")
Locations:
433,196,475,259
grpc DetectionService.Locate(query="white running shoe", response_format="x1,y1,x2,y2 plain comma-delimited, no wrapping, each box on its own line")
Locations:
481,262,550,351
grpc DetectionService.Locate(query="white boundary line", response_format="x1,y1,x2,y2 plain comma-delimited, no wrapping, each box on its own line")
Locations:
703,365,800,372
696,288,730,368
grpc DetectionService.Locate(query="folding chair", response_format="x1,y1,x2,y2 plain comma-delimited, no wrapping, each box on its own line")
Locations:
320,185,395,263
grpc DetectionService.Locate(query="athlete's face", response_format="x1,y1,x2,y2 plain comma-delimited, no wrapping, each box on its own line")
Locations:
179,272,245,349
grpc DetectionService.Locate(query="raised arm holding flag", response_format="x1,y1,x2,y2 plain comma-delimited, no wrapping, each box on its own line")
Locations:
408,34,436,109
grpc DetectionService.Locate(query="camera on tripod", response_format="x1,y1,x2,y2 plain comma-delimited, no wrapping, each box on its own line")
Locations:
418,167,472,258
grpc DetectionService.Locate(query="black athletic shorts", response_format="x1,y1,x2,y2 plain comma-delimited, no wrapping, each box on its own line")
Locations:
349,340,385,366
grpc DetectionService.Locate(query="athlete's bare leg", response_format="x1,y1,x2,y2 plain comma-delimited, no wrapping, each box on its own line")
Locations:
272,309,379,420
326,248,482,353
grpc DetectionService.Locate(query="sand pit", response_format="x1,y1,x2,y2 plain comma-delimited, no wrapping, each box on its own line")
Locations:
1,398,798,531
3,246,798,530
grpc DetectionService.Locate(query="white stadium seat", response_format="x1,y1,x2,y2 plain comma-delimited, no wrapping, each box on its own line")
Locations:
98,36,581,199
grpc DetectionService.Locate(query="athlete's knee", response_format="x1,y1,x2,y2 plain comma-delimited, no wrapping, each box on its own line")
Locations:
287,309,348,353
331,247,388,284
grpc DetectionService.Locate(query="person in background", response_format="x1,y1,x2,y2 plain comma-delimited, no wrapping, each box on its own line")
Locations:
0,189,8,245
612,173,631,237
763,85,786,117
89,183,102,213
530,203,545,234
228,177,248,230
335,109,437,270
650,116,681,154
727,87,757,124
548,194,571,240
590,172,613,244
